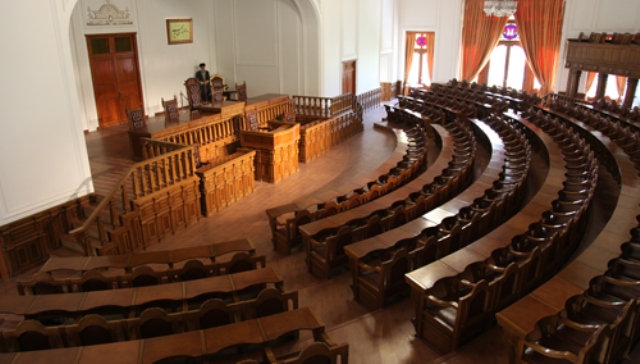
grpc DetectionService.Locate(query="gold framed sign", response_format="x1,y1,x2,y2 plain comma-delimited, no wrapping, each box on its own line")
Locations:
166,18,193,45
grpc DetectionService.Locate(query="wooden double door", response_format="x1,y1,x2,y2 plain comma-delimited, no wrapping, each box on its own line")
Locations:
86,33,143,128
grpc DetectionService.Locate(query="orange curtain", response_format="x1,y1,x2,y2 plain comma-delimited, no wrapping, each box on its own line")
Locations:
460,0,509,82
585,72,597,94
404,32,417,95
515,0,565,95
426,32,435,83
616,76,627,101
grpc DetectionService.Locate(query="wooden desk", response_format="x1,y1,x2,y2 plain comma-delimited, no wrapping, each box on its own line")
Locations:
241,123,300,183
0,307,328,364
2,267,282,321
38,239,255,274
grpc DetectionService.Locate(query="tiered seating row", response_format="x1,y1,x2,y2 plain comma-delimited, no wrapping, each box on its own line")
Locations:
0,287,298,352
17,252,265,295
351,114,532,311
496,102,640,363
0,307,348,364
0,267,283,321
405,111,599,353
434,79,541,112
267,111,434,255
299,110,363,163
37,239,255,274
300,116,475,279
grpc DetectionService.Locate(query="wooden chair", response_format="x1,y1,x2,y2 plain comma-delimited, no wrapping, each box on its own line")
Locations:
134,307,180,339
21,272,65,295
162,96,180,121
12,320,58,351
307,225,354,279
356,246,414,310
183,77,203,109
211,88,224,106
521,315,612,364
129,266,161,287
210,74,226,91
77,270,114,292
236,81,248,102
193,298,236,330
420,278,494,353
220,252,265,274
177,259,209,281
70,314,120,346
253,287,296,318
126,105,146,130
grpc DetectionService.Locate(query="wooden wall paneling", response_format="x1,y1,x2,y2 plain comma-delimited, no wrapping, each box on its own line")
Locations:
154,195,173,239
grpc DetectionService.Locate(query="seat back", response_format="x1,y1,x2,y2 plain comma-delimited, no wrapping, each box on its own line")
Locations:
131,266,160,287
14,320,55,352
126,106,146,130
76,314,115,346
197,299,234,329
162,96,180,121
236,81,247,101
184,77,202,110
138,307,175,339
210,74,225,90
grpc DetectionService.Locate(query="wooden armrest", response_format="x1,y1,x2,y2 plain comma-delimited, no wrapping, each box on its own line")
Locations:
459,279,476,287
309,238,327,248
358,261,381,274
523,340,579,361
427,295,458,308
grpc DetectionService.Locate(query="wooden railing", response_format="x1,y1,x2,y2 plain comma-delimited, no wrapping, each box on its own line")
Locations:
250,98,294,127
356,87,382,113
68,143,196,256
292,93,357,119
299,111,363,163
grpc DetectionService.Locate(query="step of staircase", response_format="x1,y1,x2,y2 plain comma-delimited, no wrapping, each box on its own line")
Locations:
49,245,85,258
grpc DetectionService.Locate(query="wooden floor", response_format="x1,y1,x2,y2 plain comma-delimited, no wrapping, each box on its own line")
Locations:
2,105,635,363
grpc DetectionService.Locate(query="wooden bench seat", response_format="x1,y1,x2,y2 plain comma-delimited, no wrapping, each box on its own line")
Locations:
266,117,432,255
496,100,640,363
0,267,284,323
17,252,266,295
405,110,604,353
300,119,473,279
0,288,299,352
0,307,347,364
36,238,255,274
348,115,534,310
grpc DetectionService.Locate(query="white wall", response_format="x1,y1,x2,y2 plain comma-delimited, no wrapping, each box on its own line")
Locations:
397,0,464,84
0,0,93,226
556,0,640,93
71,0,216,129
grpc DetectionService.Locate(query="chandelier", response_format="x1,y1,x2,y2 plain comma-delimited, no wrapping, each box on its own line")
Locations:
484,0,518,17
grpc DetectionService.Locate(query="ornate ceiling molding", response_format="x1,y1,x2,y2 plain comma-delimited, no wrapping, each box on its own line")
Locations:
86,0,132,26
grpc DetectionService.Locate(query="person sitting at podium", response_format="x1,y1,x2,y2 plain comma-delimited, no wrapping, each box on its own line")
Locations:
196,63,210,102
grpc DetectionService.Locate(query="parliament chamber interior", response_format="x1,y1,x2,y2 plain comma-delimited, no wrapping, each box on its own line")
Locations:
1,0,640,363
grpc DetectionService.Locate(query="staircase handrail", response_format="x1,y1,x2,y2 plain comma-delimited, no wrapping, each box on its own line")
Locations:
68,141,195,255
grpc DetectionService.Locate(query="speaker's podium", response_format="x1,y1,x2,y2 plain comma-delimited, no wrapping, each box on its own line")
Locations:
240,121,300,183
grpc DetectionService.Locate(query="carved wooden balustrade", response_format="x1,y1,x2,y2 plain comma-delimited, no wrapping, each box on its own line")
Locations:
299,111,363,163
68,142,198,256
248,96,294,128
292,93,357,120
356,87,382,113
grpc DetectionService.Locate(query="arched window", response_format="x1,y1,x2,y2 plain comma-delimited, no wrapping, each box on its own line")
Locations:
405,32,435,88
476,20,540,93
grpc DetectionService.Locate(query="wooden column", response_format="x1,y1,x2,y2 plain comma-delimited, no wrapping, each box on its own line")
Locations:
623,78,639,109
595,73,609,100
566,69,582,98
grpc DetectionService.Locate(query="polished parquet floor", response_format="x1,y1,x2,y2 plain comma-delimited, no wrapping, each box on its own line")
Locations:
3,104,635,363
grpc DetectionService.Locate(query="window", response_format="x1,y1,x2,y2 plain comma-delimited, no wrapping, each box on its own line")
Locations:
586,76,625,102
476,20,540,93
405,32,434,87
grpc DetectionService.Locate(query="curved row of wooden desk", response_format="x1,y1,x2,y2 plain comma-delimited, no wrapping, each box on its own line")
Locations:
495,105,640,362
